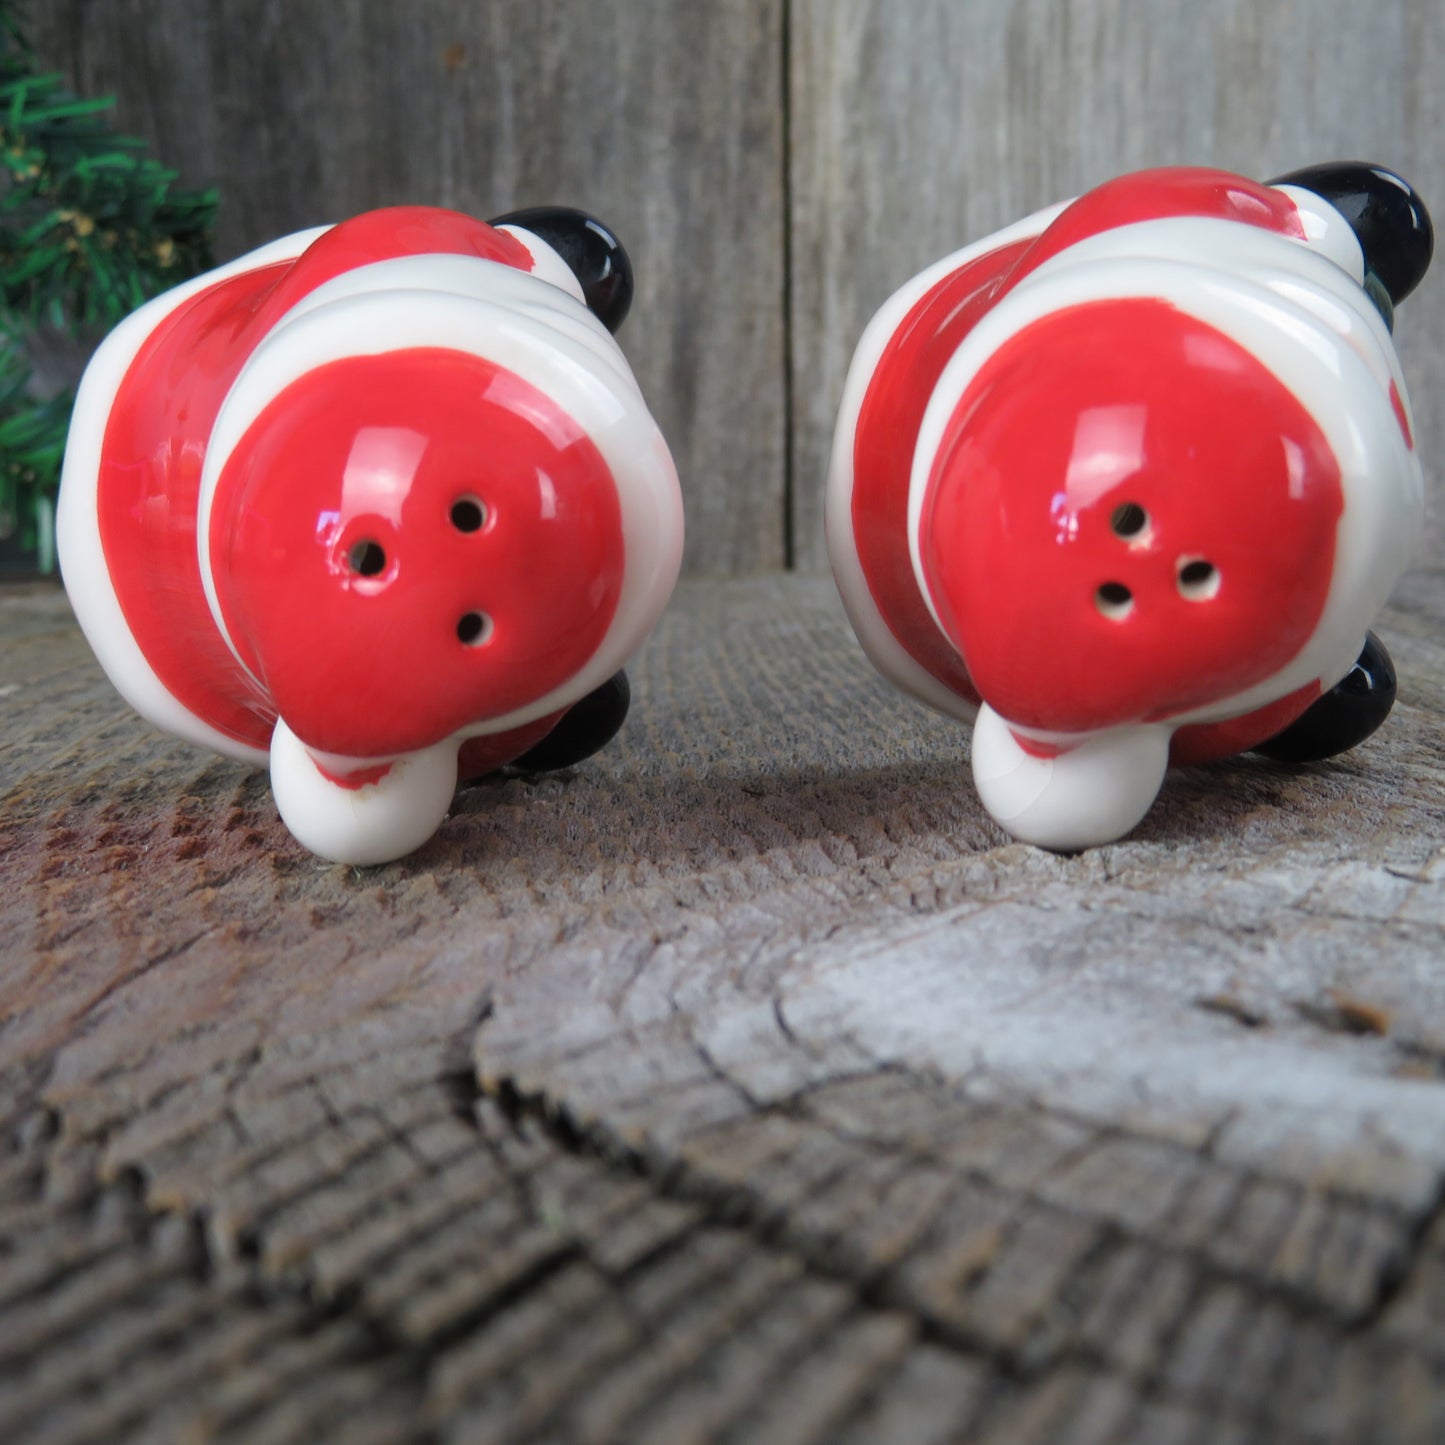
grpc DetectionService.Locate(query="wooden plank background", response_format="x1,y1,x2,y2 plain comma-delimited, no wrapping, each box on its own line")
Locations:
29,0,788,577
787,0,1445,570
30,0,1445,576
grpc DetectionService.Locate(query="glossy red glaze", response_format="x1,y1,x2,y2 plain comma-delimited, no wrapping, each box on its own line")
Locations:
1010,731,1065,760
850,239,1032,702
997,168,1304,304
849,169,1306,716
455,714,562,782
1169,680,1322,766
264,207,532,322
316,760,393,789
319,713,564,786
919,299,1344,733
97,261,292,749
211,349,624,758
97,207,537,754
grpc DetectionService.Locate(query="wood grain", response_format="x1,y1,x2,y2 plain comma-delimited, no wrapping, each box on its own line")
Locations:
2,571,1444,1441
27,0,787,577
25,2,1445,577
9,4,1445,1434
788,0,1445,568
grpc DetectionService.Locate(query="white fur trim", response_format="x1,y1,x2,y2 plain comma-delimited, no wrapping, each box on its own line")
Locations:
196,255,682,756
972,704,1172,850
1274,184,1367,281
269,718,458,865
494,224,588,304
905,215,1420,731
824,202,1069,722
57,225,330,765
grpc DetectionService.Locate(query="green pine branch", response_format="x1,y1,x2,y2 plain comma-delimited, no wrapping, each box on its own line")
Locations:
0,325,65,559
1,3,217,567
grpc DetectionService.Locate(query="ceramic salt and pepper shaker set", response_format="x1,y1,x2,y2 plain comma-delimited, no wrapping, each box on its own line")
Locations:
58,163,1434,863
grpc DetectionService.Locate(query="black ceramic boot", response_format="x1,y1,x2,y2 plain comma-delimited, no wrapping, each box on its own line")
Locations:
1268,162,1433,327
511,671,632,773
490,206,634,333
1253,633,1397,763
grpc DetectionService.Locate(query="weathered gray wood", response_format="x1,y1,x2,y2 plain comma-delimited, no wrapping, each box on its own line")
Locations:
24,2,1445,579
788,0,1445,569
27,0,787,578
2,571,1444,1441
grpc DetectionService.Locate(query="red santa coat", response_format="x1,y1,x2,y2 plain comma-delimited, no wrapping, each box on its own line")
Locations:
59,207,682,861
828,168,1421,846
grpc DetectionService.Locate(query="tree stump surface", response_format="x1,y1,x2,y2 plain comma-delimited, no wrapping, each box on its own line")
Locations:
2,571,1443,1444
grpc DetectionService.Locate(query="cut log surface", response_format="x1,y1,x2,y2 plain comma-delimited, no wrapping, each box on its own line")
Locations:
2,572,1445,1444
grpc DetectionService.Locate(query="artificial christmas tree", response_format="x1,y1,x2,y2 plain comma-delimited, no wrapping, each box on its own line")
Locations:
1,2,215,571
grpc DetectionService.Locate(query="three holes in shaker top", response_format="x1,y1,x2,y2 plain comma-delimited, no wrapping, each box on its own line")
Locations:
1097,499,1221,614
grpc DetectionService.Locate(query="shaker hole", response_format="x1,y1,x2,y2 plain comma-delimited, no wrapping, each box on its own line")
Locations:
1095,582,1134,620
348,540,387,577
451,497,486,533
457,611,493,646
1110,501,1149,539
1177,559,1220,600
